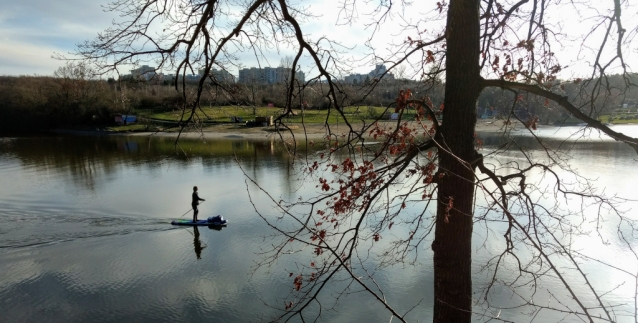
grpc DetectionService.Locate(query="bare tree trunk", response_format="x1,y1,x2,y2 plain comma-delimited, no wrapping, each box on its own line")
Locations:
432,0,480,321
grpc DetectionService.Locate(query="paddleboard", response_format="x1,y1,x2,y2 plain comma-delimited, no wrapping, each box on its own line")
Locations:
171,219,228,226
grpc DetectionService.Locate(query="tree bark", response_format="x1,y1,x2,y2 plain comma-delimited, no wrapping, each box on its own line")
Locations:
432,0,480,322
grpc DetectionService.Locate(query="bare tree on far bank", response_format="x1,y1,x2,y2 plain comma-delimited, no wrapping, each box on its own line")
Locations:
74,0,638,322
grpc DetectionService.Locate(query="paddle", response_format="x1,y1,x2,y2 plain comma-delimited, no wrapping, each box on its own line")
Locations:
178,200,205,218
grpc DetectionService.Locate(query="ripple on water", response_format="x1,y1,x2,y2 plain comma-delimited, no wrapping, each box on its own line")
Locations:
0,208,176,250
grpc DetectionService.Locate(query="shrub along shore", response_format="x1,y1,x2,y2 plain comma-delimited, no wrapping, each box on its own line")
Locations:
2,72,636,134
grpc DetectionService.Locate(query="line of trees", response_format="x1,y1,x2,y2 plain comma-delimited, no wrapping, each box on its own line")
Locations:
0,62,185,131
3,63,636,132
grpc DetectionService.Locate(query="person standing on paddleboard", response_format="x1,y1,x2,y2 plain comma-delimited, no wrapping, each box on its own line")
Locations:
192,186,205,222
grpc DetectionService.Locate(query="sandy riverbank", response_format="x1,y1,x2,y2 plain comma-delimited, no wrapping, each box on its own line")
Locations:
121,120,515,140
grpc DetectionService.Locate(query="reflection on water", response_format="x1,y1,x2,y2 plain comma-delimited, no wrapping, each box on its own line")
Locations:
193,227,205,259
0,129,636,322
0,135,297,192
191,226,226,260
0,134,339,323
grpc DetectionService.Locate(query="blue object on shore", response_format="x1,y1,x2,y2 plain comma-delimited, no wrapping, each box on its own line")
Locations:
171,215,228,226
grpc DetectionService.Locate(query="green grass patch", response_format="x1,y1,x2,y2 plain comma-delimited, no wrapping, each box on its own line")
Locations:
599,114,638,124
146,105,419,124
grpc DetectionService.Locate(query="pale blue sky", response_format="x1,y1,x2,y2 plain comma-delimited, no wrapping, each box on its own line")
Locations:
0,0,117,75
0,0,391,77
0,0,634,79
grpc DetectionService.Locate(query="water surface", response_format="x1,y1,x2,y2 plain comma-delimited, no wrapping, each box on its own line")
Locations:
0,128,637,322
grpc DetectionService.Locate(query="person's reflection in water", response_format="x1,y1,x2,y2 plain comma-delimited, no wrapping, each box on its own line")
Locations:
193,226,205,259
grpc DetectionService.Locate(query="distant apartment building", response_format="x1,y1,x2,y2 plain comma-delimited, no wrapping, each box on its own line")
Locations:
161,74,195,82
343,64,395,84
130,65,158,81
185,74,199,82
164,74,175,82
238,67,263,84
238,66,305,84
344,73,367,84
198,68,236,83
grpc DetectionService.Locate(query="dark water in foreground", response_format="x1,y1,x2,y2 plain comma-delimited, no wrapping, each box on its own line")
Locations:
0,135,427,323
0,126,637,322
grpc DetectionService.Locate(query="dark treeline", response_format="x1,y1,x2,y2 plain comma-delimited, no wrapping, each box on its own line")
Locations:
1,63,636,131
479,74,638,124
0,71,433,130
0,75,177,131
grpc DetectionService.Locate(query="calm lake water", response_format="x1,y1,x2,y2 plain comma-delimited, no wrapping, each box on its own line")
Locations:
1,125,637,322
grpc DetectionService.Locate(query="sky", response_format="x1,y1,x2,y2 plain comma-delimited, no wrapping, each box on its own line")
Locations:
0,0,117,76
0,0,406,78
0,0,635,79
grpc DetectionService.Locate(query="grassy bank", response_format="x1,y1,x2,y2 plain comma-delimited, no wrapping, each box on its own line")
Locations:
145,105,409,124
104,105,424,133
598,113,638,124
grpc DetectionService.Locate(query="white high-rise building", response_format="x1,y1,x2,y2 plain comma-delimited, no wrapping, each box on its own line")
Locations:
343,64,394,84
130,65,157,81
238,66,305,84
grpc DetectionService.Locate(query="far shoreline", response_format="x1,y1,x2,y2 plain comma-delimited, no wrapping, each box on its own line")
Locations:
50,119,521,140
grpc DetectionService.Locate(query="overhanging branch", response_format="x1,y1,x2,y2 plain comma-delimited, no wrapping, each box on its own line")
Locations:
482,78,638,153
